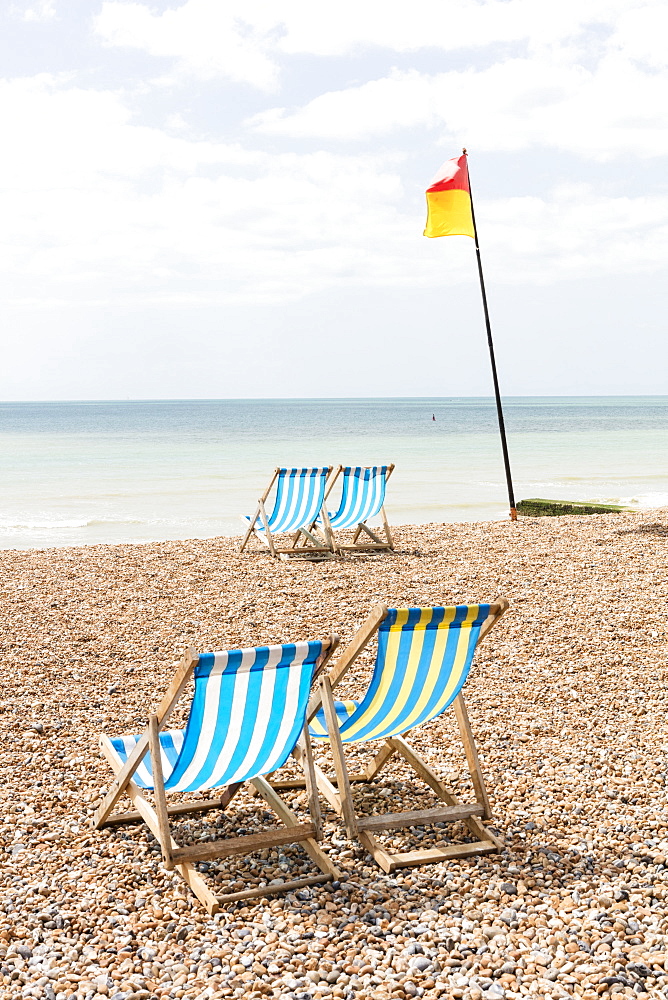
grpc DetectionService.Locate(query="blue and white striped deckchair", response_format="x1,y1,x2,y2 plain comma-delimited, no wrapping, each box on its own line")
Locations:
240,467,334,558
321,465,394,553
95,638,340,912
302,600,508,872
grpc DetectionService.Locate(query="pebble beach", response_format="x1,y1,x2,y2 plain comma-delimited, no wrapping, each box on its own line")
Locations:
2,509,668,1000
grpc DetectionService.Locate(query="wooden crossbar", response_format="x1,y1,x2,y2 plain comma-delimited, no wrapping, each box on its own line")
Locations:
103,792,234,825
356,804,484,832
255,771,369,791
171,824,316,863
217,873,331,905
358,831,498,873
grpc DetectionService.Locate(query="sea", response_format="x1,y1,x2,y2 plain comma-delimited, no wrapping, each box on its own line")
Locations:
1,397,667,550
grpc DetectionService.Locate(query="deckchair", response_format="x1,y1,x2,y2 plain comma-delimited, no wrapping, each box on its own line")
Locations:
93,637,340,913
294,600,508,872
321,465,394,553
240,466,334,558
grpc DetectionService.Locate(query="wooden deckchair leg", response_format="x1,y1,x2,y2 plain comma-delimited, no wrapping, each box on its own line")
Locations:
148,714,174,869
319,675,358,838
251,776,340,878
356,522,383,543
364,740,397,780
389,735,502,849
388,736,454,802
298,526,330,550
452,694,492,820
240,503,262,552
300,724,323,840
99,736,219,914
381,506,394,548
94,648,198,829
242,469,280,553
319,506,337,554
258,501,276,557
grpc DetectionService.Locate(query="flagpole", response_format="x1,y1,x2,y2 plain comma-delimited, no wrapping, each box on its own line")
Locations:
463,148,517,521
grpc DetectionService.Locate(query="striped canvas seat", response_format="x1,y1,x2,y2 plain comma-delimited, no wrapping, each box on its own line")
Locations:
108,642,325,793
301,599,507,873
309,605,489,742
97,635,340,912
241,467,334,559
248,468,329,534
325,466,388,530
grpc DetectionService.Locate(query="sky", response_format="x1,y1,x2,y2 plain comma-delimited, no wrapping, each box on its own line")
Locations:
1,0,667,400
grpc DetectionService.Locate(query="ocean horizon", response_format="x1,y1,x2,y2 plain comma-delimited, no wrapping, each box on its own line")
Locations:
2,395,667,550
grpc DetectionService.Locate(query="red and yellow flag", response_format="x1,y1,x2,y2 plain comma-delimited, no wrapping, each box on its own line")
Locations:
423,154,474,238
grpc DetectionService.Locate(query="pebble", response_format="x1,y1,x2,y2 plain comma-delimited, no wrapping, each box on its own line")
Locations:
1,511,668,1000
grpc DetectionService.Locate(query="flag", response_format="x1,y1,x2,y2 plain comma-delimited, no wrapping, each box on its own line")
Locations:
424,154,474,238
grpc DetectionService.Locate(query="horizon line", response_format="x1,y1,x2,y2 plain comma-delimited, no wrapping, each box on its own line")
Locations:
2,393,668,404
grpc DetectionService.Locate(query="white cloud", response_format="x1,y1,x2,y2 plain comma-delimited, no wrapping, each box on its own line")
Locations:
1,74,665,311
94,0,278,89
93,0,642,66
270,0,628,57
478,186,668,283
94,1,668,161
608,4,668,68
11,0,57,21
250,52,668,160
0,76,413,304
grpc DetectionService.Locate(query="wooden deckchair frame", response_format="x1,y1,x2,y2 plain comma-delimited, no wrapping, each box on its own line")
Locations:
240,466,336,559
322,464,395,554
93,640,340,913
286,599,508,872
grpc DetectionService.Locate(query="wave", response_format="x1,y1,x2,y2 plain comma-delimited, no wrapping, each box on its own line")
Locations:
620,493,668,509
0,517,145,530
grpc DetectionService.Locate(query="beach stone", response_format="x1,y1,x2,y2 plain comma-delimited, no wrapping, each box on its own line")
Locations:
2,512,668,1000
482,987,505,1000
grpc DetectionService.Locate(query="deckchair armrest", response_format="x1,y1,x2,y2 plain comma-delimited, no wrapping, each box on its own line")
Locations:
310,634,340,686
477,597,509,643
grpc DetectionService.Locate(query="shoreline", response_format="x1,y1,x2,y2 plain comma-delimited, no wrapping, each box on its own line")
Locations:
0,504,656,555
2,511,668,1000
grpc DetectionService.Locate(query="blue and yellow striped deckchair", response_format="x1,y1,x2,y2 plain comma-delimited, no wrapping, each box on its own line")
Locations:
95,637,340,912
240,467,334,558
321,465,395,553
302,600,508,872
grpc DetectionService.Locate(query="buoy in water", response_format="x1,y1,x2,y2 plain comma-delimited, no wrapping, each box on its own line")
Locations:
432,414,436,421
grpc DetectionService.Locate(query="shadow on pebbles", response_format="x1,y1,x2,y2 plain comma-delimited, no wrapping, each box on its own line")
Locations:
1,510,668,999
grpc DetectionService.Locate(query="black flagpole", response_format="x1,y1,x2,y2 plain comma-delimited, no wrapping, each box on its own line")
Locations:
463,148,517,521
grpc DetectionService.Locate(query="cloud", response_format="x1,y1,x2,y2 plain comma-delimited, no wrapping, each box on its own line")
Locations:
94,0,279,89
250,51,668,160
0,76,416,305
10,0,57,21
96,1,667,161
270,0,627,57
478,185,668,283
1,74,666,310
93,0,643,65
